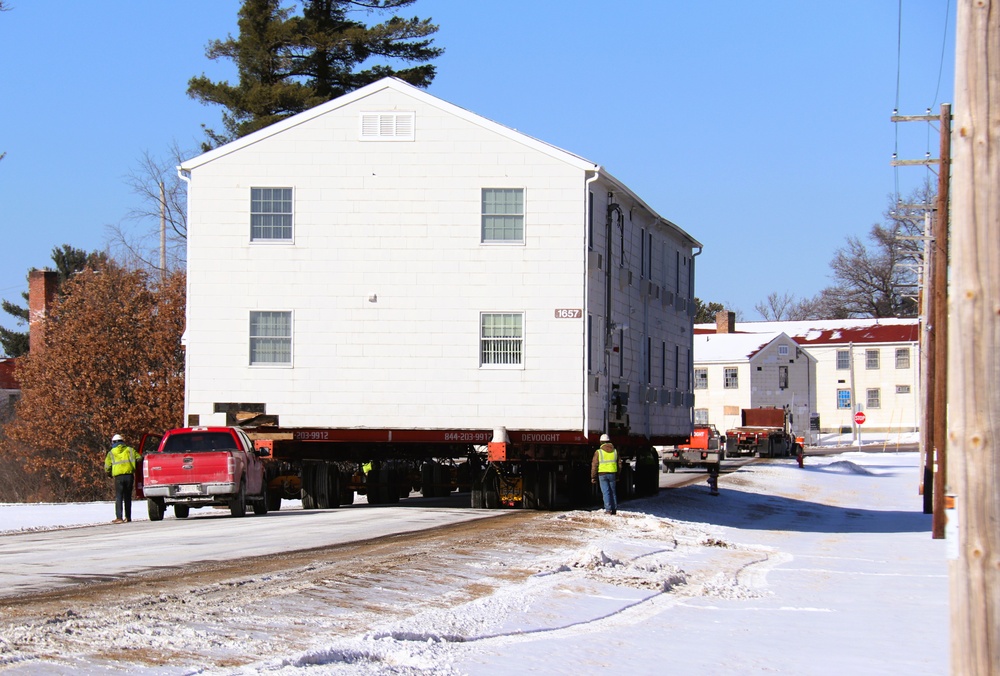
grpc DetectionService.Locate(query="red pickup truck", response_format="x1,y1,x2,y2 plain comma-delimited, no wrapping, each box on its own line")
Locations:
141,426,270,521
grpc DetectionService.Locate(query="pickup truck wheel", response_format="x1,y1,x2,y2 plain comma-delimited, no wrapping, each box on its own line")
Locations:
147,498,165,522
253,477,269,515
230,479,247,518
174,504,190,519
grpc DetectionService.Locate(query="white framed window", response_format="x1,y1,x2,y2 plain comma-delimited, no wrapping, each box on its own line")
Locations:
251,187,293,241
359,111,415,140
723,367,738,389
837,389,852,409
895,348,911,369
836,350,850,370
481,188,524,243
694,368,707,389
778,344,789,356
250,311,292,365
866,349,880,370
480,312,523,367
896,384,911,394
694,408,709,425
866,388,881,409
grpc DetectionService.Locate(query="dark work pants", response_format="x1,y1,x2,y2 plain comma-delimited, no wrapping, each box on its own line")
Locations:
114,473,134,521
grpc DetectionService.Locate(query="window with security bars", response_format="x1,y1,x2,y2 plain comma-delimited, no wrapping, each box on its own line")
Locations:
251,188,293,241
694,368,707,389
836,350,850,370
694,408,709,425
723,367,738,389
866,388,881,409
250,311,292,365
482,188,524,243
866,349,880,369
895,347,911,369
480,313,523,366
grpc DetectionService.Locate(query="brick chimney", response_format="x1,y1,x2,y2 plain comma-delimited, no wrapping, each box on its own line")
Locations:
28,270,58,353
715,310,736,334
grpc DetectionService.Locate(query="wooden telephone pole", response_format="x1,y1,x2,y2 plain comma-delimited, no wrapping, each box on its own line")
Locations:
950,0,1000,672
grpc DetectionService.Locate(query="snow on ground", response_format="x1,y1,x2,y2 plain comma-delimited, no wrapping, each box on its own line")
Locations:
0,448,946,675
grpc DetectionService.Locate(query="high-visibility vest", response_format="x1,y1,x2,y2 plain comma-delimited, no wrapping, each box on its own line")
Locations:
597,445,618,473
105,444,139,477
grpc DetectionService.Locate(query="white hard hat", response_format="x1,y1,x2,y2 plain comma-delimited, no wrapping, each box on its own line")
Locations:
600,433,611,443
111,434,123,443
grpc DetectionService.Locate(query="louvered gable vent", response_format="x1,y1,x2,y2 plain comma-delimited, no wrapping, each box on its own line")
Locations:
360,112,415,141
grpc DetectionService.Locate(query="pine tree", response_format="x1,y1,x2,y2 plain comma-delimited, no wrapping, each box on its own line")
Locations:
187,0,441,149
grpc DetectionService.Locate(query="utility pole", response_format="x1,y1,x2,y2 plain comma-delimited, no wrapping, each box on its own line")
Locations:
949,1,999,672
159,181,167,283
890,108,950,527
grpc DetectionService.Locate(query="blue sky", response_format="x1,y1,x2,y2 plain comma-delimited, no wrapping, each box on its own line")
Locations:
0,1,954,342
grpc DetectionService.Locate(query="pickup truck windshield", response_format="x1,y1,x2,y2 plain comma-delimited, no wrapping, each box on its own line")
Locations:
161,432,238,454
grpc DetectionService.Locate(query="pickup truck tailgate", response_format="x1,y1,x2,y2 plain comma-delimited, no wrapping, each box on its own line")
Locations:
144,451,233,486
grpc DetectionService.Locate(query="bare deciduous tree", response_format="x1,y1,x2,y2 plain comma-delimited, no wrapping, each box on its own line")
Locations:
107,144,189,276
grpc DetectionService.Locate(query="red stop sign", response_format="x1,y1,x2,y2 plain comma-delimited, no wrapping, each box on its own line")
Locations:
854,411,867,425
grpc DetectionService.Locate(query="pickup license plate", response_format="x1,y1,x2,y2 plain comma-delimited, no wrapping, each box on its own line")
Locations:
176,484,201,495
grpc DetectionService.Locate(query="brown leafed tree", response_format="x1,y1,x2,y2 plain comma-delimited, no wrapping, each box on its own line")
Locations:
2,265,186,501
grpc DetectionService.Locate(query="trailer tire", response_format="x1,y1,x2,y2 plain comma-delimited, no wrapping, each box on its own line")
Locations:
230,479,247,518
483,468,500,509
340,488,355,506
315,463,331,509
381,466,400,504
252,482,269,516
421,462,438,498
471,477,485,509
301,463,316,510
266,490,282,512
618,463,635,501
147,497,165,522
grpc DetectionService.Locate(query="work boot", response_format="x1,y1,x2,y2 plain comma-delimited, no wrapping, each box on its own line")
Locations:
111,518,124,524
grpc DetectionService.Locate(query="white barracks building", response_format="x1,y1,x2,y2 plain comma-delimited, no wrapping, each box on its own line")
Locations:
179,78,701,444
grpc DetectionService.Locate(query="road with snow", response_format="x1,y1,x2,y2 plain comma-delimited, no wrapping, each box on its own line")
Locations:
0,452,946,675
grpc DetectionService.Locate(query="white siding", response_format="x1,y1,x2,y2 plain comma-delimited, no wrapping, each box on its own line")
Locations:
183,81,698,437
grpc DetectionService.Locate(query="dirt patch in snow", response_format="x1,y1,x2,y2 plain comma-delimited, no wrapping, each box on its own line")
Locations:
0,507,777,672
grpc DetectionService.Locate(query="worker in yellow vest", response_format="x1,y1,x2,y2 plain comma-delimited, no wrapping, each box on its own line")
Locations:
104,434,140,523
591,433,621,514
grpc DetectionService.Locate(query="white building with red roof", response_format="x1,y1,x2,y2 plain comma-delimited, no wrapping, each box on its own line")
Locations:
695,313,920,440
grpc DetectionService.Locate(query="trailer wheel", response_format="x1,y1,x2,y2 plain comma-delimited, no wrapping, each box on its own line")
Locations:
266,490,282,511
471,476,485,508
421,462,438,498
301,463,316,509
252,486,269,515
174,504,190,519
618,463,635,501
536,466,556,510
483,468,500,509
340,488,355,506
147,497,165,522
315,463,331,509
380,466,400,504
230,479,247,517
